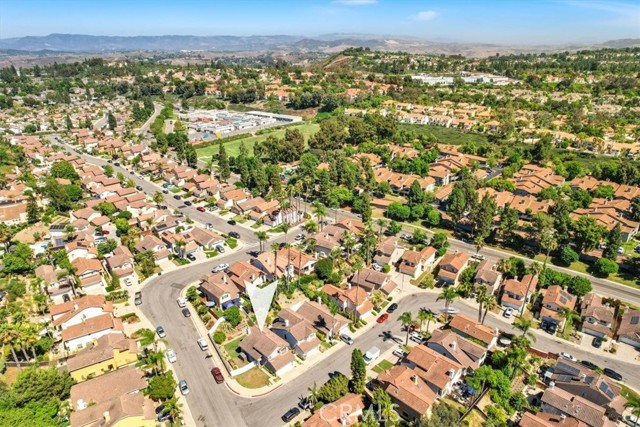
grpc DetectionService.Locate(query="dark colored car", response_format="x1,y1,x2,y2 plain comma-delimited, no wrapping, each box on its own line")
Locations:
592,337,603,348
386,303,398,313
580,360,600,371
227,219,237,225
155,325,166,338
181,308,191,317
114,162,120,166
603,368,623,381
174,194,181,200
162,189,169,194
281,407,300,423
184,200,192,206
186,253,196,261
136,185,143,191
229,231,240,239
156,404,170,422
211,367,224,384
377,313,389,323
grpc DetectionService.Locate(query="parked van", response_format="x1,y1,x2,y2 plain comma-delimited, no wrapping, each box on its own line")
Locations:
363,346,380,365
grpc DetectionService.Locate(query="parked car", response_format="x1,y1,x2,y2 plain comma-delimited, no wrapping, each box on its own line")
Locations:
177,297,186,307
503,308,513,318
340,334,354,345
377,313,389,323
295,233,305,240
372,263,382,271
559,352,577,362
216,244,225,253
409,332,426,344
386,303,398,313
603,368,623,381
299,396,312,410
592,337,603,348
197,337,209,351
440,307,460,314
134,291,142,305
363,346,381,365
114,162,120,166
227,219,236,225
229,231,240,239
166,348,177,363
580,360,600,371
155,326,166,338
136,185,143,191
184,200,193,206
281,407,300,423
181,308,191,317
179,380,190,396
211,367,224,384
213,263,229,273
392,348,408,359
162,189,169,194
156,405,170,422
186,253,196,261
102,229,110,235
471,253,486,260
197,206,206,212
173,194,181,200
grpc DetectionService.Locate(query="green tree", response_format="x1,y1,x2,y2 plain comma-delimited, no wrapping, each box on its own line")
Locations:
532,212,557,268
147,372,176,401
399,311,414,345
26,194,39,223
317,373,349,403
224,306,242,327
153,191,165,205
630,196,640,222
349,348,366,393
255,231,268,253
218,143,230,182
371,387,400,426
107,111,117,130
65,114,72,130
50,161,79,180
559,246,579,265
514,317,536,342
96,202,117,217
470,193,497,241
420,403,460,427
103,164,114,177
602,224,621,260
572,216,605,253
592,258,618,278
10,367,74,407
446,185,466,226
115,218,130,235
315,258,334,281
437,287,458,322
559,307,580,334
567,276,592,298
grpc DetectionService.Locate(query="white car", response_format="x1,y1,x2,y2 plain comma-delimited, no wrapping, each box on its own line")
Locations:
177,297,186,308
295,233,305,241
166,348,177,363
213,263,229,273
392,348,408,359
372,263,382,271
503,308,513,318
559,352,577,362
197,337,209,351
471,253,486,261
409,332,426,344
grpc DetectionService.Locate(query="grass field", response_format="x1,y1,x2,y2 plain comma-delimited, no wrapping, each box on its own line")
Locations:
196,123,320,160
372,359,394,374
398,123,489,146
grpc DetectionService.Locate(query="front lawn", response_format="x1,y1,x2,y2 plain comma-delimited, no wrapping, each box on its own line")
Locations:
224,336,247,368
205,250,219,258
226,238,238,249
234,367,271,389
372,359,394,374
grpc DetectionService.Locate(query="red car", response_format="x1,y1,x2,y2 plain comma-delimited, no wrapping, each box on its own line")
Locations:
196,206,206,212
211,367,224,384
102,230,110,235
377,313,389,323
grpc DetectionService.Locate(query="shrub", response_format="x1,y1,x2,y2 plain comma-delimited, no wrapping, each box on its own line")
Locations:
559,247,579,265
592,258,618,277
213,331,226,344
315,258,333,280
224,306,243,327
382,264,391,273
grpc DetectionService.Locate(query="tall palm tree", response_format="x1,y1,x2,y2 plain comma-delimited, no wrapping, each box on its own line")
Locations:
351,255,364,320
255,231,268,253
307,382,319,408
514,317,536,343
280,222,291,245
161,397,183,425
312,201,327,231
437,287,458,322
559,307,580,335
399,312,414,345
475,287,488,323
481,295,497,324
376,219,387,243
271,242,280,280
342,232,356,259
417,309,433,333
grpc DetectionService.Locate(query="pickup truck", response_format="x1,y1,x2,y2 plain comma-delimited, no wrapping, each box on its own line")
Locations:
363,346,380,365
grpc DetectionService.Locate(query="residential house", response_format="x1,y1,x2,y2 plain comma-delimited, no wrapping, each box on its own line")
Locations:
350,268,398,296
437,252,470,285
617,309,640,349
239,326,295,376
540,386,611,427
448,314,498,348
134,235,171,262
321,283,374,319
473,259,502,294
426,329,488,372
403,345,464,397
104,246,135,280
71,257,105,293
66,334,138,382
301,393,364,427
539,285,577,327
189,227,225,249
289,300,350,339
580,293,615,338
253,247,316,279
501,274,538,312
199,272,242,310
226,260,266,292
373,236,405,267
70,365,146,410
377,365,437,422
398,246,437,279
310,225,346,256
263,207,301,227
50,295,114,329
271,308,322,359
35,264,73,303
61,314,124,351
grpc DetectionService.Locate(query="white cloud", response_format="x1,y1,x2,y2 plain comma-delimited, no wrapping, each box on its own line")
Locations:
414,10,439,21
332,0,378,5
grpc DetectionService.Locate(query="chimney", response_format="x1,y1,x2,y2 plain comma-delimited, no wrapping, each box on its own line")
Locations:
559,414,566,424
284,318,289,327
340,415,348,426
549,381,555,389
103,411,110,422
411,375,418,385
73,303,78,311
450,341,457,352
246,327,251,335
347,282,351,289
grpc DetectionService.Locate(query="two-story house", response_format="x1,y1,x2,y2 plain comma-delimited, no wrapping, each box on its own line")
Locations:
66,334,138,382
373,236,405,268
448,314,498,349
239,326,295,376
426,329,488,372
437,252,470,285
321,283,374,319
271,308,321,359
104,246,135,281
403,345,464,397
377,365,437,423
473,259,502,295
134,235,171,262
398,246,437,279
616,309,640,349
539,285,577,327
350,268,398,296
580,293,615,338
199,272,242,310
500,274,538,312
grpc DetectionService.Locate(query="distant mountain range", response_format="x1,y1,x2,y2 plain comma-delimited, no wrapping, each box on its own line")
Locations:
1,33,639,57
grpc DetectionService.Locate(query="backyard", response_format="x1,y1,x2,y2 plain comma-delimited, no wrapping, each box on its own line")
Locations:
196,122,319,159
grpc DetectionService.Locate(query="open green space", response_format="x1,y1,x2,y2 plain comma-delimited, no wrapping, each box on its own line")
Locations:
398,123,489,146
196,123,319,159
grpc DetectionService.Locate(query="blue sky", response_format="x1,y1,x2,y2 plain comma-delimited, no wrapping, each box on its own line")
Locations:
1,0,639,44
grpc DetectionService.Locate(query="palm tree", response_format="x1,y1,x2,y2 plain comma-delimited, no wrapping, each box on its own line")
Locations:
174,239,187,258
305,220,318,234
342,232,357,259
514,317,536,343
351,255,364,320
399,312,414,345
417,309,433,333
255,231,268,253
559,307,580,335
280,222,291,244
312,201,327,231
271,242,280,280
437,287,458,322
376,219,387,243
307,382,319,408
153,191,165,205
143,348,166,375
0,223,12,250
521,262,542,316
476,287,488,323
481,295,497,324
160,397,183,425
